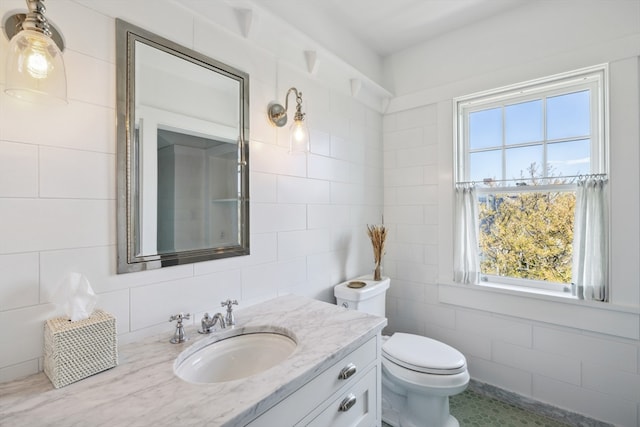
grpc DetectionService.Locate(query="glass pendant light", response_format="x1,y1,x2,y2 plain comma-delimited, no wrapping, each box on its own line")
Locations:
3,0,67,103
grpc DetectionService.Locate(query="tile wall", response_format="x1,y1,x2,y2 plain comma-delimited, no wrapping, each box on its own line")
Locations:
383,100,640,426
0,0,384,383
381,1,640,425
1,1,639,426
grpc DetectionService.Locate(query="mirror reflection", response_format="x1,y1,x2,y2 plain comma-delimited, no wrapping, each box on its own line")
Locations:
116,19,250,273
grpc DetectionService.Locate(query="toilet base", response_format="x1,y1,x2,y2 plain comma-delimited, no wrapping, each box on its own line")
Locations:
382,395,461,427
382,362,466,427
382,414,460,427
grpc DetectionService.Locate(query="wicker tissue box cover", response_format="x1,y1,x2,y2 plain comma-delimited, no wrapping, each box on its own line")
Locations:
44,309,118,388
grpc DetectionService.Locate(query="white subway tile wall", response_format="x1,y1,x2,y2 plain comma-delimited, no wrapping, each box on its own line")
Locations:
0,0,383,383
384,101,640,427
0,1,638,426
382,2,640,424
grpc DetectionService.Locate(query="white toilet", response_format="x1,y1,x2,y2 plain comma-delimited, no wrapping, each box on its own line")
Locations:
335,276,469,427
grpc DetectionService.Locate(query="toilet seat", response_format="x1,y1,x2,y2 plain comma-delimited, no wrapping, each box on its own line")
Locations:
382,333,466,375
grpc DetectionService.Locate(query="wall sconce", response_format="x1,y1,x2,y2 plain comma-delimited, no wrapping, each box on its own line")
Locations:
268,87,310,153
3,0,67,103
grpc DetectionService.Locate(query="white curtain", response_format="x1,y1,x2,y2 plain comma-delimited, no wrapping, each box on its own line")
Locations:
572,176,608,301
454,183,480,284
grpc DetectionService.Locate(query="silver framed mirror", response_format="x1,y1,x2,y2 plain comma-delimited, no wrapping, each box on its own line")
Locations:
116,19,250,273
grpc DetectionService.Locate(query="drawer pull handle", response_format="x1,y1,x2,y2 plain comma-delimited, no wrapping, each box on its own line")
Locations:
338,363,357,380
339,394,357,412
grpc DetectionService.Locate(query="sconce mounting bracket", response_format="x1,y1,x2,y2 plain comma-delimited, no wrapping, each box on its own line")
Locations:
268,102,288,127
3,11,65,52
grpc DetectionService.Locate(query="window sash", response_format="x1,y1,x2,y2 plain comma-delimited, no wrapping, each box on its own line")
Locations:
476,183,576,194
455,65,608,185
480,274,571,293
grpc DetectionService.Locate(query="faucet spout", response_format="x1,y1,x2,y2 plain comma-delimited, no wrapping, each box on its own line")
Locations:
198,312,226,334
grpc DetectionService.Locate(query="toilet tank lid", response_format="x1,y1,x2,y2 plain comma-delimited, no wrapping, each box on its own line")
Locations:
382,333,467,374
334,277,390,301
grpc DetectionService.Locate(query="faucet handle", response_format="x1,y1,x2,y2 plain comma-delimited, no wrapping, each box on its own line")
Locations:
221,299,238,309
169,313,190,322
221,299,238,326
169,313,190,344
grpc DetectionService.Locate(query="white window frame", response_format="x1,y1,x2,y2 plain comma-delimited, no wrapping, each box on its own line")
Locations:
454,64,609,295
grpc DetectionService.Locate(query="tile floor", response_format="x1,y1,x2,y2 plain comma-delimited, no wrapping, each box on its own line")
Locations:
382,389,571,427
449,389,571,426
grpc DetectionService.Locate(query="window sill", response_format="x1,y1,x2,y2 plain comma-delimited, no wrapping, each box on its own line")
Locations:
438,280,640,340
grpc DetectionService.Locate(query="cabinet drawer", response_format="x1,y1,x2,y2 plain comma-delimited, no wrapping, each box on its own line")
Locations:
307,335,376,399
300,366,377,427
246,336,378,427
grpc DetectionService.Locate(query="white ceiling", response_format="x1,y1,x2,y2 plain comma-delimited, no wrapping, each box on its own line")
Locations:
256,0,528,57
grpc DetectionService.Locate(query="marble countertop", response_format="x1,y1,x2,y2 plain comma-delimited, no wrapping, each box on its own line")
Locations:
0,295,386,426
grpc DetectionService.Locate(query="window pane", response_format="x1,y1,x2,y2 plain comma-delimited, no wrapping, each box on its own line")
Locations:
547,90,590,140
469,107,502,150
505,145,543,181
470,150,501,182
505,100,543,145
548,139,590,177
478,191,575,284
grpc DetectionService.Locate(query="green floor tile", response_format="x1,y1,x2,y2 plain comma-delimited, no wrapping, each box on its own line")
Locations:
382,389,571,427
450,390,570,426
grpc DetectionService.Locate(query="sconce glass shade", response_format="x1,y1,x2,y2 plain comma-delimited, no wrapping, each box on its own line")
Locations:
289,118,310,153
5,29,67,103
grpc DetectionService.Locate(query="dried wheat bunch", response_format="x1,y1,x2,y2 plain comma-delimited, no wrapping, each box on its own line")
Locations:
367,224,387,263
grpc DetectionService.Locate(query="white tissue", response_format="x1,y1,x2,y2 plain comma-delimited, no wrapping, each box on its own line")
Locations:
52,272,98,322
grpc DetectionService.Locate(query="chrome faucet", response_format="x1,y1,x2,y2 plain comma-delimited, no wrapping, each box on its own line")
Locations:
221,299,238,327
198,312,226,334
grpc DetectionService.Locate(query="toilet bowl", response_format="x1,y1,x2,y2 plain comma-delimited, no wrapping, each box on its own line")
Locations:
335,276,469,427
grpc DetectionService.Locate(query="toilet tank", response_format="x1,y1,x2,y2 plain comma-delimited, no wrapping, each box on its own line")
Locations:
334,276,390,317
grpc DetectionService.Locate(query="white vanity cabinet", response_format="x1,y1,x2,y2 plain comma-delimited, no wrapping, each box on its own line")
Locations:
247,335,381,427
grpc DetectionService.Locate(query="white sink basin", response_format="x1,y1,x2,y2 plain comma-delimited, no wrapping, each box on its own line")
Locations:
174,328,297,384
